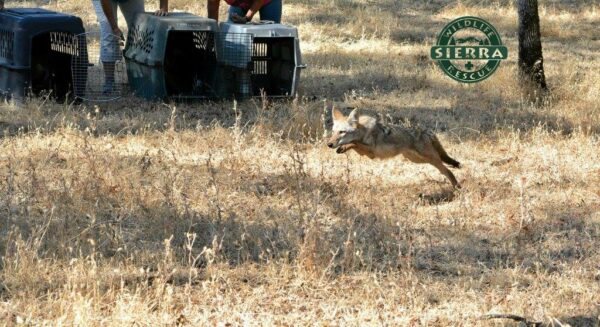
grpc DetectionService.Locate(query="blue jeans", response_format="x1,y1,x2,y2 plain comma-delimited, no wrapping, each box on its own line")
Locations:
228,0,282,23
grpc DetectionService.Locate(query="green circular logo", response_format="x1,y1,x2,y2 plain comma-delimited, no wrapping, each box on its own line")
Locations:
431,16,508,83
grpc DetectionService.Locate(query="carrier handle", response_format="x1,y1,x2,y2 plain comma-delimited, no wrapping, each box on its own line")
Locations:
253,20,275,25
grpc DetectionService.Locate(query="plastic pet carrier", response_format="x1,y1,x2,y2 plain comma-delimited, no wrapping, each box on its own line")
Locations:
124,13,219,101
218,21,306,98
0,8,85,101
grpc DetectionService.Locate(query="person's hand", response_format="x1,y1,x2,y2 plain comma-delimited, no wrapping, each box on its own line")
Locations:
112,26,125,46
231,13,250,24
154,8,168,16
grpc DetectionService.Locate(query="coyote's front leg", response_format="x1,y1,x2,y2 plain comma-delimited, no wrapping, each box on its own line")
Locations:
336,143,356,154
336,143,376,159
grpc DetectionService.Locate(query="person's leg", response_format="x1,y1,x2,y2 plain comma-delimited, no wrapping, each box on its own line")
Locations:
228,5,247,22
93,0,119,92
118,0,145,31
259,0,282,23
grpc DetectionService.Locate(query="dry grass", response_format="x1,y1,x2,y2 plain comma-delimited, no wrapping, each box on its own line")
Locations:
1,0,600,325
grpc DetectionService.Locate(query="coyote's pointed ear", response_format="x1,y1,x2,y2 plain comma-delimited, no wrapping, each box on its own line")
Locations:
332,107,345,121
348,108,360,125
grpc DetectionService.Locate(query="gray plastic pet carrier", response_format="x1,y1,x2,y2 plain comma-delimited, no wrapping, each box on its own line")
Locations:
218,21,306,98
124,13,219,101
0,8,86,101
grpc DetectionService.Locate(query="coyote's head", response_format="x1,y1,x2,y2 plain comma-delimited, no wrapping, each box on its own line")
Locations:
327,107,367,149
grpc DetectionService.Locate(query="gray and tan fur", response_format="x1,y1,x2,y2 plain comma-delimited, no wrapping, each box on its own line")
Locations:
327,107,462,188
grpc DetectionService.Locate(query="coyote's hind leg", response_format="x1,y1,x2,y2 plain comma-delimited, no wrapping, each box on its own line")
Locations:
431,160,460,189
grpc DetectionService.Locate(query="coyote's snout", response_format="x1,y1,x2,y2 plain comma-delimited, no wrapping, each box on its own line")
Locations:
327,107,462,188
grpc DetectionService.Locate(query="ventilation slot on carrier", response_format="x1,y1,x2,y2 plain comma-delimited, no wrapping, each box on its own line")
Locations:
50,32,79,56
128,26,155,55
0,29,14,60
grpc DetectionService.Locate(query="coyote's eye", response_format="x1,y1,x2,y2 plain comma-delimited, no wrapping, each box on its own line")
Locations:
339,131,346,135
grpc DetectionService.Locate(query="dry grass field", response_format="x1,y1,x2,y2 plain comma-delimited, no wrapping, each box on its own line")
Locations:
1,0,600,325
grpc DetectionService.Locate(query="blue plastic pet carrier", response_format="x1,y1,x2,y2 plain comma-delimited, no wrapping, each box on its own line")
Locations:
0,8,86,101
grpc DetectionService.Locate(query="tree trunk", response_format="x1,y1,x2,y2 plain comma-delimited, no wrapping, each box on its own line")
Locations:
517,0,547,92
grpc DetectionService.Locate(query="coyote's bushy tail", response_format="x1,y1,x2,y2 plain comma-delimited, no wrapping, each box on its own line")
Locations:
432,135,461,168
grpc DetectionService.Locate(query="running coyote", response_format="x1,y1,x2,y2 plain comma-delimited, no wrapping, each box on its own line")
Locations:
327,107,461,188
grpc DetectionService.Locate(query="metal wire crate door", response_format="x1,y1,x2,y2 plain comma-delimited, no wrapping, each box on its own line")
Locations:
215,32,253,98
71,31,127,101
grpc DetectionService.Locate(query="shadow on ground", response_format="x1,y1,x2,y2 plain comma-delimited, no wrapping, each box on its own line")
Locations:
2,156,597,275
